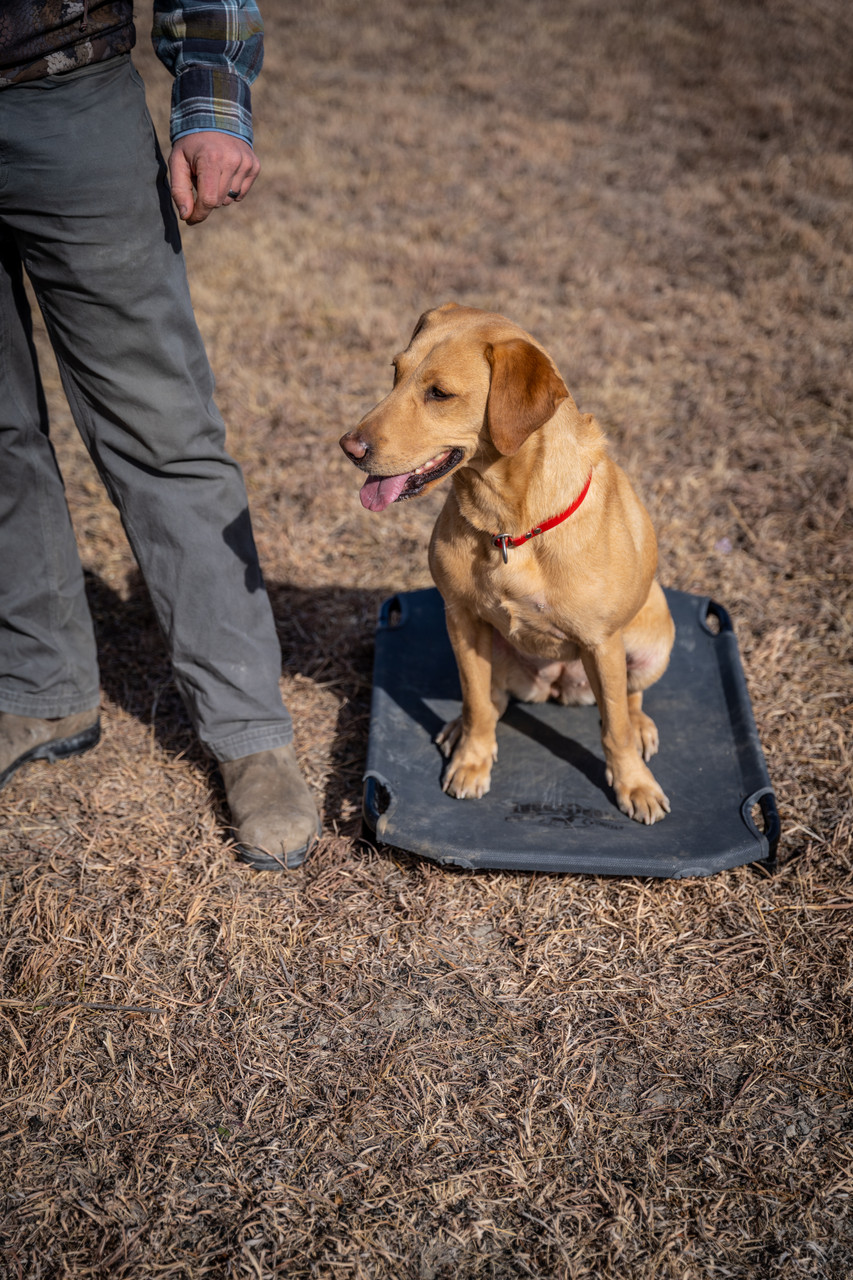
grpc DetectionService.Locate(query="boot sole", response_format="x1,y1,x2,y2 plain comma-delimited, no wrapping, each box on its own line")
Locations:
0,719,102,791
234,821,323,871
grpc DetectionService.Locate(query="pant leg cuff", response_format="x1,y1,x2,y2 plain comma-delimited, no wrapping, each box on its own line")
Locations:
0,690,100,719
209,727,295,764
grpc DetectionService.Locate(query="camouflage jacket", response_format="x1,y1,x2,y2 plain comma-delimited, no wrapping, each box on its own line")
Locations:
0,1,135,87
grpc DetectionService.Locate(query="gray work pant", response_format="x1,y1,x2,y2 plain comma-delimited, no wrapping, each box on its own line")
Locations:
0,56,292,762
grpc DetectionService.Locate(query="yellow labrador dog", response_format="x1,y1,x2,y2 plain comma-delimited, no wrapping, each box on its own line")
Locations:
340,304,675,824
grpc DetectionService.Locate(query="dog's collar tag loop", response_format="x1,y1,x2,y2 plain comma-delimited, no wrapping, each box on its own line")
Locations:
493,534,512,564
490,471,592,563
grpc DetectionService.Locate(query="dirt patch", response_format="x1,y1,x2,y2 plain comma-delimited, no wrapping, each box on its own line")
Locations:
2,1,851,1276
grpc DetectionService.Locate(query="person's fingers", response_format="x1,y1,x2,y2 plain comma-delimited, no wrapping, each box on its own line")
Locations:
186,152,222,224
167,145,195,222
224,151,261,203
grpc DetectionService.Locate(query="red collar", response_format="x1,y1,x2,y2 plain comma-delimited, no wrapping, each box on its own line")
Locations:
491,470,592,563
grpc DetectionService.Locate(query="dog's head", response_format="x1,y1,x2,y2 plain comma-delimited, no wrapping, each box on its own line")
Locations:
339,303,569,511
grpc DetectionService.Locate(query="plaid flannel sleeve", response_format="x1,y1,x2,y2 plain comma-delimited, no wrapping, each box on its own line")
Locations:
151,0,264,146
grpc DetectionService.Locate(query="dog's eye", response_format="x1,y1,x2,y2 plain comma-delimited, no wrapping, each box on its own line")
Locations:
426,385,454,401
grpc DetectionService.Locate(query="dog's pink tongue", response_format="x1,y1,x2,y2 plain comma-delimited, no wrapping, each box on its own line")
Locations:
360,471,412,512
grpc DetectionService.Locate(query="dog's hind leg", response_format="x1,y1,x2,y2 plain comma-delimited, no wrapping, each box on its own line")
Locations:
628,690,659,761
623,580,675,762
437,682,508,764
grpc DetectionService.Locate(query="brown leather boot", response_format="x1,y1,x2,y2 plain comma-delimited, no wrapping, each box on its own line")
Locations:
220,745,321,870
0,710,101,790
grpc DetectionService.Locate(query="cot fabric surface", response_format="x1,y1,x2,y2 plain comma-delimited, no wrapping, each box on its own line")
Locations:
364,588,778,878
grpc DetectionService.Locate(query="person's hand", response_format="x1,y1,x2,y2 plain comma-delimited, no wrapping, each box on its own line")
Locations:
168,132,260,226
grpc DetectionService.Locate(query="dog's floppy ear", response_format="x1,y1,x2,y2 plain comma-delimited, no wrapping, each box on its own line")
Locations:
485,339,569,456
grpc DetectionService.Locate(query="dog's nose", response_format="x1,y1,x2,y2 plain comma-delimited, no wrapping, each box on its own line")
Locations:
339,430,369,461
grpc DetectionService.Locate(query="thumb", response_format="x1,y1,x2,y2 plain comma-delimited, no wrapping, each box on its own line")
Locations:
168,144,195,221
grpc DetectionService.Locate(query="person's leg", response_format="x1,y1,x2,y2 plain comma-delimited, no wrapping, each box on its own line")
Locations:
0,225,101,788
2,57,290,761
0,236,100,718
0,59,318,862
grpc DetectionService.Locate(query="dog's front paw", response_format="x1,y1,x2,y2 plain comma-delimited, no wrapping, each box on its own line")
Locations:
611,761,671,825
441,736,497,799
442,759,492,799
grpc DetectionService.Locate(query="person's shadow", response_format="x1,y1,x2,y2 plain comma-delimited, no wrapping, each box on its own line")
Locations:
83,569,391,836
84,570,616,846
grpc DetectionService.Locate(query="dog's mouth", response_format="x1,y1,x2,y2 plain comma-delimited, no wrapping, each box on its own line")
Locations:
359,447,465,512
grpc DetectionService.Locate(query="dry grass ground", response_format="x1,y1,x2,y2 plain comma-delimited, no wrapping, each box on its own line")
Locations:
2,0,852,1275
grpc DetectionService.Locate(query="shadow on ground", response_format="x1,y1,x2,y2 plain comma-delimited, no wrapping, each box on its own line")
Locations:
83,569,392,829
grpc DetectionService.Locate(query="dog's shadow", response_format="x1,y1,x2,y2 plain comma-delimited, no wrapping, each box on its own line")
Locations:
504,704,610,794
381,660,611,803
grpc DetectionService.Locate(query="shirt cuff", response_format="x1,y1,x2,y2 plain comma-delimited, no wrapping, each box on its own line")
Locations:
170,65,254,146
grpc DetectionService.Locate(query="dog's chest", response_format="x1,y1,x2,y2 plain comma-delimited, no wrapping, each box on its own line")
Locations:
486,582,579,657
